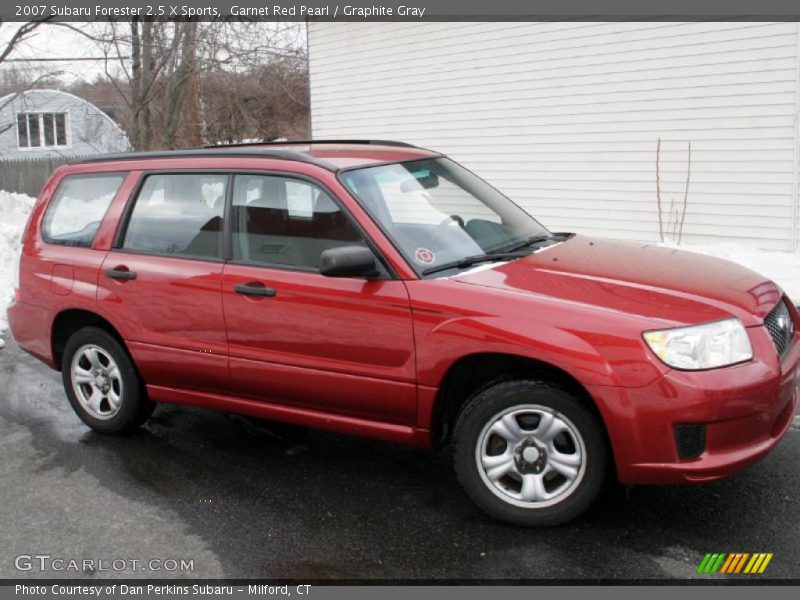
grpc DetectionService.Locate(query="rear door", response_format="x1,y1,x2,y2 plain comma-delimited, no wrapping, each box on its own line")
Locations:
221,173,417,425
97,172,229,393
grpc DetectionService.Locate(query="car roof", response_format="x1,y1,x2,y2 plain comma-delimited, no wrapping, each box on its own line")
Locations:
74,140,442,171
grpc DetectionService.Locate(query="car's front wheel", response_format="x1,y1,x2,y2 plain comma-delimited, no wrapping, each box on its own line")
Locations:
62,326,154,434
453,379,607,526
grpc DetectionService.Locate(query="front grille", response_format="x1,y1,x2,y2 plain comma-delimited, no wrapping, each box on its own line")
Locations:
764,300,794,358
675,424,706,460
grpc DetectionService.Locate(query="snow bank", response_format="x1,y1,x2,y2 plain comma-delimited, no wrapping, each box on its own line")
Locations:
0,191,35,333
663,242,800,304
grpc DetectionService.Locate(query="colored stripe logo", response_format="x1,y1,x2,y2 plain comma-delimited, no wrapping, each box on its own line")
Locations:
697,553,773,574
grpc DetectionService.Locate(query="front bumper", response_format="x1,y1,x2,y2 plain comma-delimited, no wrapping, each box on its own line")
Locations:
588,319,799,485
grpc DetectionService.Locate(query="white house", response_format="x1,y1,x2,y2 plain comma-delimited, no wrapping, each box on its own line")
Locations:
308,22,800,252
0,89,129,158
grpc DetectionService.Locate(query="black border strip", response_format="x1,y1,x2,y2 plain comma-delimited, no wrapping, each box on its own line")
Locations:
1,578,798,585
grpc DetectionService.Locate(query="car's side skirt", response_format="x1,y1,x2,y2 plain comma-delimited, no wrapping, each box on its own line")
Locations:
146,384,433,448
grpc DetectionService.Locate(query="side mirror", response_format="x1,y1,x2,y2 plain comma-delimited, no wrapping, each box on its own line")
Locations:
319,245,378,278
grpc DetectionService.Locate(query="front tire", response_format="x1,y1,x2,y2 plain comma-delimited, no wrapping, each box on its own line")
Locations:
61,327,154,434
453,379,607,526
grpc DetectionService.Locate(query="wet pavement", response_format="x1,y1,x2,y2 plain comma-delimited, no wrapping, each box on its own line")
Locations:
0,337,798,580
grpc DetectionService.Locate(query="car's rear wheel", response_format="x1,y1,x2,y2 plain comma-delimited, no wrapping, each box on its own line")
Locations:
453,379,607,526
62,327,154,434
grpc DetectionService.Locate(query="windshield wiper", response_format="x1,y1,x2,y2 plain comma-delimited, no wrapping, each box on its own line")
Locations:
498,234,557,254
422,251,532,276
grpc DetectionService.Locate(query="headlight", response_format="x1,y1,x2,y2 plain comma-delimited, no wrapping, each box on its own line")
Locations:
643,318,752,370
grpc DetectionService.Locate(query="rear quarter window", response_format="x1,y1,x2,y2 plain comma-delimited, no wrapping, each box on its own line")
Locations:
42,174,125,247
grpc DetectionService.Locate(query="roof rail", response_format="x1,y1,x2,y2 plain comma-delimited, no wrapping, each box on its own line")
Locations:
72,140,427,170
73,147,340,170
202,139,418,149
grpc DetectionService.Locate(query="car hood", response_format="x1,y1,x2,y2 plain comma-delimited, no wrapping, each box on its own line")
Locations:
452,236,781,327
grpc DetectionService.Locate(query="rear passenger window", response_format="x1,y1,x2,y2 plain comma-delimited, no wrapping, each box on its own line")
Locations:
231,175,363,269
122,173,227,259
42,174,124,247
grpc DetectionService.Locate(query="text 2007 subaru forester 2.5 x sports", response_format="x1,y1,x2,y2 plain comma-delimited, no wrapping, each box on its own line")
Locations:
7,141,798,526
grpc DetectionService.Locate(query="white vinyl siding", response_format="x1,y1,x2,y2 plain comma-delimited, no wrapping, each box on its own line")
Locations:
309,21,800,251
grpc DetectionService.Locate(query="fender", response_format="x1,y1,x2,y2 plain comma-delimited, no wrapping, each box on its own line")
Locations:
419,314,618,387
49,302,130,366
413,313,664,463
407,279,673,409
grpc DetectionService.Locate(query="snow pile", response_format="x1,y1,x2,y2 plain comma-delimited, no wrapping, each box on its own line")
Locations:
0,191,35,333
664,242,800,304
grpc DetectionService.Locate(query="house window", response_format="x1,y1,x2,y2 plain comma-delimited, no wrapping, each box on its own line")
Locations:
17,112,68,148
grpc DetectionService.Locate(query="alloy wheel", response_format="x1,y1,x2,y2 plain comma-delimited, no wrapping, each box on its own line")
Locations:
475,404,587,508
70,344,124,420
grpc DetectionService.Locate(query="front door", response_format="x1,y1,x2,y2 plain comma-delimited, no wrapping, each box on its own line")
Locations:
221,173,417,425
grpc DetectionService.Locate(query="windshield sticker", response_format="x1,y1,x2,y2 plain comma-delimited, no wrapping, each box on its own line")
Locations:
415,248,436,264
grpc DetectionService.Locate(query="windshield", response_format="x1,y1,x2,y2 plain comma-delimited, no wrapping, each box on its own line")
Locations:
339,158,550,275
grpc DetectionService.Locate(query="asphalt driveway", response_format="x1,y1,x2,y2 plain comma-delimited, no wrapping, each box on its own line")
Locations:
1,338,798,580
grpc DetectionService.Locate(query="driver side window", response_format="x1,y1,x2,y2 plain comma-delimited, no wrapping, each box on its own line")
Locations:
231,174,364,270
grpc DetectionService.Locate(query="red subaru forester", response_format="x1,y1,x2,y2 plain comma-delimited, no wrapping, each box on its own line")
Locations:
7,141,798,526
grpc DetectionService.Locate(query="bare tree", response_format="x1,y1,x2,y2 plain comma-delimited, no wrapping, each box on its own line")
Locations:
163,21,198,148
655,138,692,243
65,21,308,150
0,20,50,136
61,21,185,150
129,18,150,149
0,20,44,64
200,55,309,144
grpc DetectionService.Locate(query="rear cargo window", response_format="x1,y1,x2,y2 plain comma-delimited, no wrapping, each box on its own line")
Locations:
121,173,227,260
42,174,125,247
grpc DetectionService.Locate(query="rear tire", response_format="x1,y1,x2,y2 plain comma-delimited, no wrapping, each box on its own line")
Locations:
453,379,607,526
61,327,154,434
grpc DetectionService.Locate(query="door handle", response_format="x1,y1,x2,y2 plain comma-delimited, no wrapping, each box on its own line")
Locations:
105,267,137,281
234,283,277,297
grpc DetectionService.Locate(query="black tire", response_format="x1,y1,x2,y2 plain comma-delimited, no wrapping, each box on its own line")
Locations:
61,326,155,434
453,379,607,526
